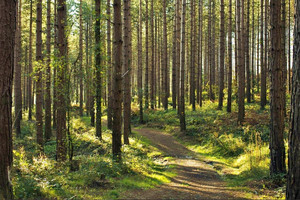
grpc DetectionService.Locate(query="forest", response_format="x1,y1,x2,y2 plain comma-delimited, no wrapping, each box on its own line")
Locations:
0,0,300,199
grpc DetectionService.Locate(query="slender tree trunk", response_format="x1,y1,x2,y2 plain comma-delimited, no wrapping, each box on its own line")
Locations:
53,0,57,128
172,10,177,109
150,0,155,109
138,0,143,123
246,0,251,103
145,0,149,109
36,0,44,151
251,0,255,101
261,0,267,109
237,0,245,123
107,0,113,130
0,1,15,198
287,2,300,197
95,0,102,139
198,0,203,107
45,0,52,141
163,0,168,110
28,0,33,121
218,0,225,110
14,0,22,136
112,0,122,161
56,0,68,161
179,0,186,132
288,0,291,93
257,6,260,93
227,0,233,113
123,0,132,145
190,0,195,111
210,0,216,101
79,0,83,117
176,0,181,114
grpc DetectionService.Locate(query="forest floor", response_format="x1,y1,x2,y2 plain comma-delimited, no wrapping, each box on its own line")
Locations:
121,127,250,199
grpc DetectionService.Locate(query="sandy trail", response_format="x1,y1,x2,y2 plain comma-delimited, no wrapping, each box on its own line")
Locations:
120,127,249,200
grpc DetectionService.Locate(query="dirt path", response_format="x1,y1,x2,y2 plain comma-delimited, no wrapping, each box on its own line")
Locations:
120,127,249,200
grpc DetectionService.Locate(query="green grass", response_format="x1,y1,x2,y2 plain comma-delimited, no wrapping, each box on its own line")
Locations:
13,110,176,199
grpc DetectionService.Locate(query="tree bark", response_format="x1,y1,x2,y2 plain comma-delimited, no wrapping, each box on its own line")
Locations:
163,0,168,110
79,0,83,117
14,0,22,137
45,0,52,141
112,0,123,161
28,0,33,121
261,0,267,109
145,0,149,109
138,0,143,123
190,0,195,111
0,0,15,198
197,0,203,107
218,0,225,110
107,0,113,130
237,0,245,124
227,0,233,113
36,0,44,151
123,0,132,145
179,0,186,132
150,0,155,109
95,0,102,139
287,2,300,198
56,0,68,161
269,0,286,175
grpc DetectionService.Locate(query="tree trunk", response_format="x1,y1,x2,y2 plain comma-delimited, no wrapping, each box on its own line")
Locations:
79,0,83,117
261,0,267,109
138,0,143,123
36,0,44,151
237,0,245,124
210,0,216,101
95,0,102,139
227,0,233,113
179,0,186,132
172,9,177,109
246,0,251,103
218,0,225,110
14,0,22,136
197,0,203,107
56,0,68,161
163,0,168,110
145,0,149,109
112,0,122,161
0,1,15,198
251,0,255,101
150,0,155,109
269,0,286,175
123,0,132,145
176,0,181,114
28,0,33,121
282,0,287,116
45,0,52,141
107,0,113,130
53,0,57,128
190,0,195,111
287,2,300,198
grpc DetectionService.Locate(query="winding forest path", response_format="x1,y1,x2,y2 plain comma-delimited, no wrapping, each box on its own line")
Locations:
121,127,249,200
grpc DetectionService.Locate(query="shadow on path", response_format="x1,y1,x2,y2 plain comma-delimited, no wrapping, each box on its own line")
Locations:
120,127,250,200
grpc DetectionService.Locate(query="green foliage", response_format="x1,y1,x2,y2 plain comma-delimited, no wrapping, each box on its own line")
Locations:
13,112,175,199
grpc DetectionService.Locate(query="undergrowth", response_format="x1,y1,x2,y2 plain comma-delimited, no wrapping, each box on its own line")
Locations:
13,111,175,199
